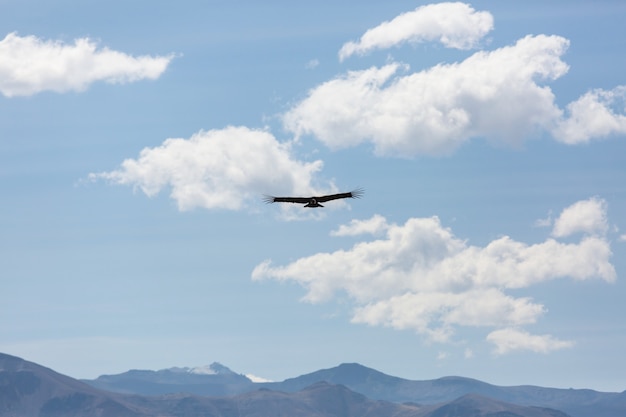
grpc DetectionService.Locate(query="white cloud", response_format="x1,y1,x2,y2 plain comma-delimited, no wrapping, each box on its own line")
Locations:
305,59,320,69
339,2,493,61
330,214,389,236
289,4,626,156
253,201,615,350
552,86,626,144
246,373,273,383
90,126,330,211
552,197,608,238
285,35,569,157
0,32,173,97
533,210,553,228
487,328,574,355
351,289,546,342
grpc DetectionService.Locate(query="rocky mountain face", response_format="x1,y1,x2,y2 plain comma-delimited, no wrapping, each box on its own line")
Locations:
3,352,623,417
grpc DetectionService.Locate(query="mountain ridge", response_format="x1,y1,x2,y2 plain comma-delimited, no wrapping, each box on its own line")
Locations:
2,352,572,417
0,352,152,416
262,362,625,417
82,360,625,417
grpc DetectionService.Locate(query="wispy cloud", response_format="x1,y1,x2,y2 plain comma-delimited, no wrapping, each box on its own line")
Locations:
89,126,332,211
305,59,320,69
487,328,574,355
351,289,546,343
533,210,553,228
246,373,273,383
330,214,389,237
0,32,173,97
253,199,615,351
339,2,493,61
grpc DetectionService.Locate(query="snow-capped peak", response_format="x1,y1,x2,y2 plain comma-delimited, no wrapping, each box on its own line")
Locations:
188,362,234,375
161,362,271,381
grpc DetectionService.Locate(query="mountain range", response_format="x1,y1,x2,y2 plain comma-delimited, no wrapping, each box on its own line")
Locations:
84,360,626,417
2,352,624,417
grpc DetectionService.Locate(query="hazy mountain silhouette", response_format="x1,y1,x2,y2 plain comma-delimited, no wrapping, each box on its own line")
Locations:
83,361,625,417
422,394,571,417
87,362,253,396
266,362,508,402
1,352,578,417
0,352,150,416
263,363,625,417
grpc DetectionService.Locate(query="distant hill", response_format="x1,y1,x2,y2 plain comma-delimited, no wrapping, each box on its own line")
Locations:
420,393,571,417
1,352,574,417
0,352,150,416
83,361,626,417
263,363,626,417
265,362,508,403
87,362,253,396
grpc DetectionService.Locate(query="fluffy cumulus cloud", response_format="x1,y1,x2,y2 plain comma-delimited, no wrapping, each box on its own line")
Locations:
552,197,608,238
339,2,493,61
552,86,626,144
90,126,331,211
285,3,626,156
253,198,616,353
286,35,569,156
0,32,173,97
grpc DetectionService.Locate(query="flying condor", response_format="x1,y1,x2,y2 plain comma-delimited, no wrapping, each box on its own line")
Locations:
263,188,364,208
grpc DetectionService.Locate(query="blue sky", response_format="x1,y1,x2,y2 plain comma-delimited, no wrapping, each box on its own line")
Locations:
1,0,626,392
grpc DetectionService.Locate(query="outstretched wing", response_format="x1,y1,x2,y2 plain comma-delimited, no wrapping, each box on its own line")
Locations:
263,195,310,204
316,188,364,203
